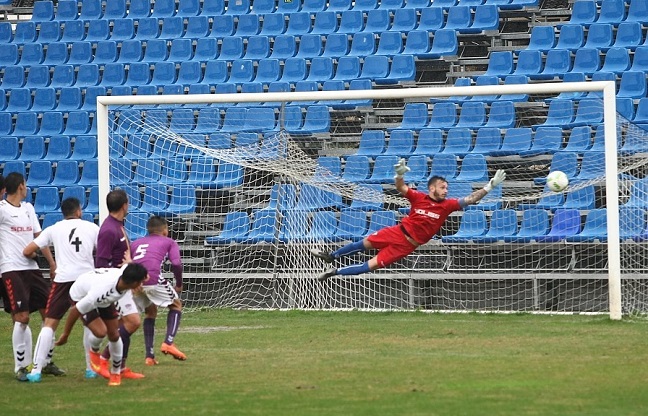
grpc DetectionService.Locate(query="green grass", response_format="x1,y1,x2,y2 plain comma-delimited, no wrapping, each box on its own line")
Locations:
1,310,648,416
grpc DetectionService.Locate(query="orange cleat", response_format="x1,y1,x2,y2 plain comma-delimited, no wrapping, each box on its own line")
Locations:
97,358,111,379
108,373,121,386
120,368,145,379
89,351,102,373
161,343,187,361
145,357,159,366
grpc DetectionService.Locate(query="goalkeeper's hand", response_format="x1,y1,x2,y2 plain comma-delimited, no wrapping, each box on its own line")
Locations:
483,169,506,192
393,158,410,179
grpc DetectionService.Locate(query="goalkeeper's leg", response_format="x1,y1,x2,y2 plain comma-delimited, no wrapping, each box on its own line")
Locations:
310,239,370,263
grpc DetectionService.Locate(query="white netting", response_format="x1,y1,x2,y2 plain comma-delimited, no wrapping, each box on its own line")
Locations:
103,88,648,314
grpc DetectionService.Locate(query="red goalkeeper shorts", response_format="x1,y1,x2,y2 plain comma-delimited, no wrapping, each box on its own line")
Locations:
366,225,418,268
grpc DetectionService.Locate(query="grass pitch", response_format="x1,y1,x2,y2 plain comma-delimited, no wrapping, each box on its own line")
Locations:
0,310,647,416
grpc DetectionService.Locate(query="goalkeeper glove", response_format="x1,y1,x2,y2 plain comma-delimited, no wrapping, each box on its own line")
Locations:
483,169,506,193
393,158,410,179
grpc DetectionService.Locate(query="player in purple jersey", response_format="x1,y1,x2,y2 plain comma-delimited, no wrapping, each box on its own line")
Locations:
131,216,186,364
95,189,144,380
311,159,506,280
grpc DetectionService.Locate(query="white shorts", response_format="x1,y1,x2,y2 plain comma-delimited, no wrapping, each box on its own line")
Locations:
115,290,140,317
134,279,179,311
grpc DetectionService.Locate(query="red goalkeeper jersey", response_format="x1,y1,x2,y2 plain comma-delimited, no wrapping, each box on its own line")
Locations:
400,188,461,245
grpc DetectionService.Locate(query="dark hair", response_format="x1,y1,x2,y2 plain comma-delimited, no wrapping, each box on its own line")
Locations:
146,215,167,234
106,189,128,213
120,263,148,285
61,197,81,217
427,176,447,188
0,174,5,191
4,172,25,195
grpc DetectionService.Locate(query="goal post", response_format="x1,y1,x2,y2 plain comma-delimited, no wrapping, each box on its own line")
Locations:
96,80,633,318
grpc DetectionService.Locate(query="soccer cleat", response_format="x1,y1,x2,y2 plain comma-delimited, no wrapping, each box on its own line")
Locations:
318,268,337,281
84,369,98,379
310,249,335,263
161,343,187,361
42,361,66,376
120,368,145,379
26,372,42,383
97,358,111,379
15,367,29,382
89,351,102,372
108,373,121,386
145,357,159,366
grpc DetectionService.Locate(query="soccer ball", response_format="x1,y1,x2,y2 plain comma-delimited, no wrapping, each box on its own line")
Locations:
546,171,569,192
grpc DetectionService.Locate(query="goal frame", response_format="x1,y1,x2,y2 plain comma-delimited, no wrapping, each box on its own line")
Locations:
95,81,621,319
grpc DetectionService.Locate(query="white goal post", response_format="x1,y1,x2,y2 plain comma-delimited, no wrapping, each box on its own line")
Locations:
96,80,628,319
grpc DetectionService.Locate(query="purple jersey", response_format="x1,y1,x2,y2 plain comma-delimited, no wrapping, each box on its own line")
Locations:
130,234,182,286
95,215,130,268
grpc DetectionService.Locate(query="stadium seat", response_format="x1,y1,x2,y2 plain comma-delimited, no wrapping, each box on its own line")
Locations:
338,10,364,34
33,186,60,214
489,127,532,157
205,211,250,245
384,130,415,156
562,126,592,154
6,88,32,113
534,152,578,185
384,54,416,84
584,23,614,50
278,210,310,243
50,65,75,89
430,153,458,179
213,162,244,189
57,87,83,111
537,99,574,128
399,103,429,131
601,46,631,74
27,160,53,187
39,112,65,137
20,43,44,67
234,14,259,38
139,183,169,215
236,210,277,244
538,49,572,80
428,102,457,130
441,128,472,157
159,157,189,185
413,129,443,155
401,154,428,183
152,0,177,17
125,212,149,240
0,137,19,160
555,24,585,51
332,210,367,242
519,127,563,157
356,130,385,156
359,55,389,81
285,12,311,35
14,21,37,44
50,160,80,187
32,0,54,22
484,51,514,78
60,20,84,43
265,183,297,212
428,29,459,58
301,211,335,243
259,13,286,37
472,209,518,243
3,161,26,178
403,30,431,56
363,9,390,34
332,56,361,82
455,102,486,129
19,136,46,162
104,0,127,19
346,183,382,211
455,153,488,181
43,42,68,67
69,135,97,161
527,26,555,52
568,0,596,26
13,112,40,136
77,160,98,186
25,65,51,89
376,31,404,57
622,179,648,209
342,155,371,182
597,0,625,24
562,185,595,210
60,185,86,209
565,208,607,243
244,35,270,60
617,71,647,99
513,50,542,78
502,209,550,243
298,105,331,134
366,155,400,184
442,211,488,243
363,210,396,237
75,64,100,88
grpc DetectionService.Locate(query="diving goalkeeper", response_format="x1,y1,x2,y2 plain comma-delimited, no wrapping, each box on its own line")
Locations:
311,159,506,280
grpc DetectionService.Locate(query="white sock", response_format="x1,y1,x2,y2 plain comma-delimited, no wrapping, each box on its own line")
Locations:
31,327,54,375
24,324,33,368
83,326,93,371
12,322,28,372
88,331,103,352
108,338,123,375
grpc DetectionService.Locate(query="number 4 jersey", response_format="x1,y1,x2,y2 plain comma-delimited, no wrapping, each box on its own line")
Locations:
32,218,100,283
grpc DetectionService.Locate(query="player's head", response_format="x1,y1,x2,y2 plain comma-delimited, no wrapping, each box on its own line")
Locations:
427,176,449,201
146,215,169,236
4,172,26,198
61,197,82,219
106,189,129,216
119,263,149,290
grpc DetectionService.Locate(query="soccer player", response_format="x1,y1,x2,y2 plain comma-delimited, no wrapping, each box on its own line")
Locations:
23,197,100,383
95,189,144,379
311,159,507,280
0,173,57,381
131,215,186,365
55,262,149,386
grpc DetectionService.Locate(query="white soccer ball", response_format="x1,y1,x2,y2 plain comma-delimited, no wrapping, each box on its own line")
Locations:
546,170,569,192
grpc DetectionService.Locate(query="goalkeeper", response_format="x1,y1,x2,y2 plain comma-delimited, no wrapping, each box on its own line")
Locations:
311,159,506,280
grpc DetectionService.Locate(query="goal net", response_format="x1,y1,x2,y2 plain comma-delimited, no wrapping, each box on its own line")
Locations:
98,82,648,317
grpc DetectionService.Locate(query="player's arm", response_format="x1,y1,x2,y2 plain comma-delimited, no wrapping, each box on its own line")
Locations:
168,242,184,292
23,241,40,259
33,231,57,278
394,158,411,196
461,170,506,207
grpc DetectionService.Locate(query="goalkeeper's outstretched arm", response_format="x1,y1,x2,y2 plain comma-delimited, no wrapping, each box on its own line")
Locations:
393,158,411,196
461,169,506,207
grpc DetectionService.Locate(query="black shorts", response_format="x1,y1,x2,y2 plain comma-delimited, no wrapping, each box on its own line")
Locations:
2,270,50,314
81,304,119,325
45,281,74,320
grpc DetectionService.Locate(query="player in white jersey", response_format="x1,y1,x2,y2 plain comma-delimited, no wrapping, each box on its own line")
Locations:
23,197,100,383
55,262,149,386
0,173,57,381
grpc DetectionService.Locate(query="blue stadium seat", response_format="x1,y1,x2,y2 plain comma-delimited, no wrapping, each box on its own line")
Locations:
50,160,80,187
391,8,417,33
356,130,385,156
555,24,584,51
584,23,614,50
75,64,100,88
103,0,127,19
205,211,250,245
295,34,323,60
617,71,647,99
597,0,625,24
366,155,400,184
398,103,429,131
519,126,563,157
332,210,367,242
32,1,54,22
57,86,82,111
342,155,371,182
111,18,136,41
159,157,188,185
76,160,98,187
234,14,259,38
301,211,335,242
115,40,142,64
455,153,488,181
469,75,498,103
138,183,169,215
269,35,296,60
418,7,445,31
79,0,102,20
403,154,429,183
338,10,364,34
37,21,61,44
359,54,389,81
384,54,416,84
565,208,607,243
123,62,152,87
14,21,37,44
363,9,390,33
50,64,74,89
485,101,516,129
285,12,311,35
490,127,532,156
0,43,18,66
376,31,403,57
6,87,32,113
152,0,177,17
571,48,601,77
320,33,349,59
133,158,162,185
0,21,12,43
257,14,284,37
199,0,225,16
219,37,245,61
562,126,592,154
533,209,581,242
363,210,396,237
279,210,311,243
455,102,486,129
181,15,209,39
63,111,91,136
27,160,53,187
534,152,579,185
413,129,443,155
612,22,641,50
428,102,457,130
568,0,596,26
377,0,403,10
472,209,518,243
33,186,60,214
19,136,46,162
527,26,555,52
213,162,244,189
442,211,487,243
430,153,457,179
244,35,270,60
123,133,152,160
60,19,84,43
254,59,281,85
428,29,458,58
39,112,64,137
24,63,50,88
562,185,595,210
441,128,472,157
123,211,148,240
502,209,550,243
537,49,571,80
484,51,513,78
14,112,39,136
266,183,297,212
3,161,26,178
538,99,574,128
513,49,542,78
0,137,19,160
570,98,603,127
444,6,472,32
313,156,341,182
60,185,86,209
384,130,414,156
81,86,107,112
403,30,430,56
69,135,96,161
151,61,177,86
85,19,110,43
311,11,337,35
42,42,68,67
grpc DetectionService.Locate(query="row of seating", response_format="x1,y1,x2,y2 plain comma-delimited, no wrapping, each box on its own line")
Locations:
528,23,648,53
0,54,416,92
1,110,96,137
23,7,499,44
0,135,97,162
567,0,648,26
444,206,648,243
24,184,99,216
355,126,614,157
33,0,538,24
395,101,517,131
